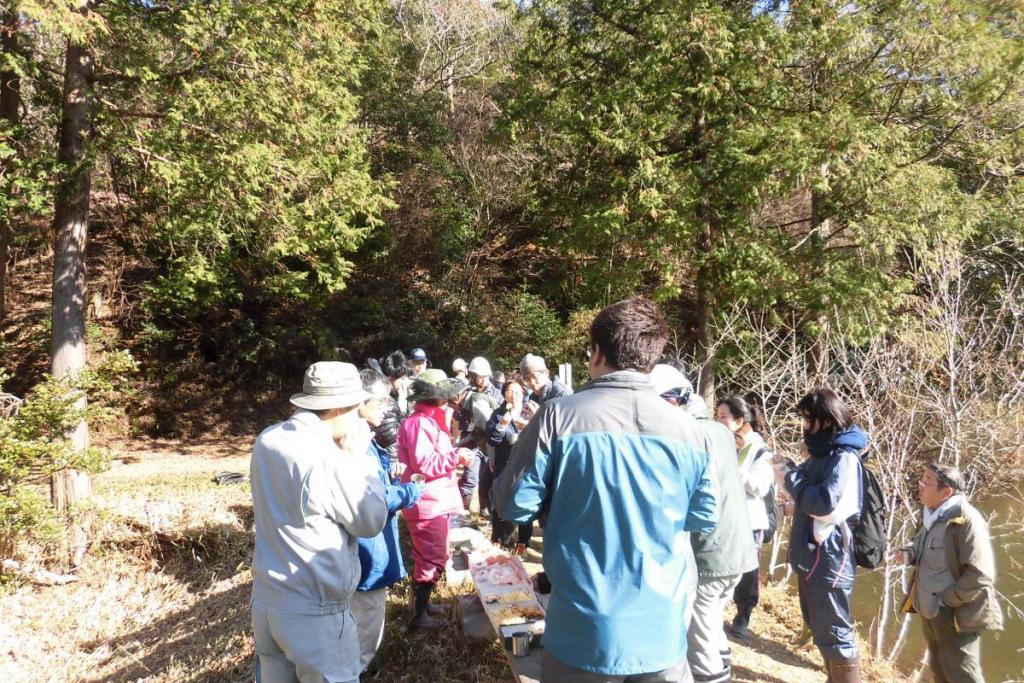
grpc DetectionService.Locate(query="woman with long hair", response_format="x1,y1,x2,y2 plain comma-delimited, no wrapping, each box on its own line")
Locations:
777,388,867,683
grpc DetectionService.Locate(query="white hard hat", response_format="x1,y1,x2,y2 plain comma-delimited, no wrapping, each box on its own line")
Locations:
452,358,467,372
468,356,492,376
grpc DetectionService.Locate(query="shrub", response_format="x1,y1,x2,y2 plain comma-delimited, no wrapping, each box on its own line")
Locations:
0,356,136,562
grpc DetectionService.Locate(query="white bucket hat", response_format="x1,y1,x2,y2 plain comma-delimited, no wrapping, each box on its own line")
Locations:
290,362,370,410
648,364,692,396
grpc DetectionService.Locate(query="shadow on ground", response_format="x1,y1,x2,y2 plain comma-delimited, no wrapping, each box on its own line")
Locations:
149,520,254,591
82,580,254,683
732,663,811,683
729,628,822,674
82,518,256,682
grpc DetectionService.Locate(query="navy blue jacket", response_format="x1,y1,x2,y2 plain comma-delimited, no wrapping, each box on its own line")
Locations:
357,440,419,592
784,426,867,579
530,377,573,405
485,405,522,476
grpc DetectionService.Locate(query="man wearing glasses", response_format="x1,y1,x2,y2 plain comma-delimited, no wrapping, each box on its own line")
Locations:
494,298,717,682
895,462,1003,683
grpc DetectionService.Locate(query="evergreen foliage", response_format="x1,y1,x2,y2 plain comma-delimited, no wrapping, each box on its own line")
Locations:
1,0,1021,410
503,0,1023,360
97,1,395,369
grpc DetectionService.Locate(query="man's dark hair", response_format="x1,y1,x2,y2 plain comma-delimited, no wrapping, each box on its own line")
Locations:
381,350,410,380
359,367,388,392
796,387,852,432
589,297,668,373
375,399,403,449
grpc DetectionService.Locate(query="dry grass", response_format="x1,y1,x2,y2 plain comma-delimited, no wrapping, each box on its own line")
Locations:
0,441,255,683
0,437,906,682
726,583,905,683
372,580,510,683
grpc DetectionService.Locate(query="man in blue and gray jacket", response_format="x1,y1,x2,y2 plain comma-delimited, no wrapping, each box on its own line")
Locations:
493,298,718,683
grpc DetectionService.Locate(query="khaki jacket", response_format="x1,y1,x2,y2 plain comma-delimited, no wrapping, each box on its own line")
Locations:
900,497,1003,633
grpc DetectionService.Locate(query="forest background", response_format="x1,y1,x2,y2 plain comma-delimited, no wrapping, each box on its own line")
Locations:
1,0,1023,678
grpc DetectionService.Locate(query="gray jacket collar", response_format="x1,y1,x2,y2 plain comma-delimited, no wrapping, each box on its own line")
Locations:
579,369,652,392
291,409,332,435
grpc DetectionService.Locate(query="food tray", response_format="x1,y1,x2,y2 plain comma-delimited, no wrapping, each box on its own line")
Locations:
488,600,546,626
468,551,531,590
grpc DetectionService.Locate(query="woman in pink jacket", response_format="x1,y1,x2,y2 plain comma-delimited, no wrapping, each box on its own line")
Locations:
397,369,473,630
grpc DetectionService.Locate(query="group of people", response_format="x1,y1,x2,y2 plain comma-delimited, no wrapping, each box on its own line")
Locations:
248,297,1002,683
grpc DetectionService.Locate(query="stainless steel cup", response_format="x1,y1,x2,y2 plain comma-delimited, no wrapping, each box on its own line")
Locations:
510,631,531,657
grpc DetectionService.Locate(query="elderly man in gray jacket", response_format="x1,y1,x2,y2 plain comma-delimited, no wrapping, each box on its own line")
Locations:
250,362,389,683
896,462,1003,683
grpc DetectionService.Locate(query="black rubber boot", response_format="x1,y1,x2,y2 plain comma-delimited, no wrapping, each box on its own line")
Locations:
408,581,447,631
407,581,447,617
729,605,752,639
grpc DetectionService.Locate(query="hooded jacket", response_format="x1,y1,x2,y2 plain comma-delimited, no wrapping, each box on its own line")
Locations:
356,439,420,592
784,426,867,578
396,404,464,520
492,370,718,676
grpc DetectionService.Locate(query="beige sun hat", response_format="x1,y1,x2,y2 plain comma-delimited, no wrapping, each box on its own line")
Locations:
289,361,370,410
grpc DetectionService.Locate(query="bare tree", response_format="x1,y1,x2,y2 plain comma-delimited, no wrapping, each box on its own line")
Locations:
705,249,1024,659
395,0,514,112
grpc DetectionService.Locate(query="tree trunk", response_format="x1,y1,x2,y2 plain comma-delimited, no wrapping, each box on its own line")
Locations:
807,189,830,384
694,259,716,404
0,5,21,319
690,107,717,403
50,26,94,567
